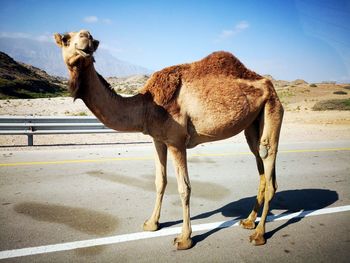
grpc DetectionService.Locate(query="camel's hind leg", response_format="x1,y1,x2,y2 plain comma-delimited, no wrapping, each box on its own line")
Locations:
143,139,167,231
240,118,265,230
251,98,283,245
245,97,283,246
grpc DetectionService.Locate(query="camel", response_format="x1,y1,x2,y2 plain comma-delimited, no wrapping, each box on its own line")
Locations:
54,30,284,250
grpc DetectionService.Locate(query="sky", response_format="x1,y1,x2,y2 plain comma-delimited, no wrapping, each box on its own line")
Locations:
0,0,350,83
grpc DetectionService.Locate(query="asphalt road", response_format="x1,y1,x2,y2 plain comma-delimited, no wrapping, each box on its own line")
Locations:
0,140,349,262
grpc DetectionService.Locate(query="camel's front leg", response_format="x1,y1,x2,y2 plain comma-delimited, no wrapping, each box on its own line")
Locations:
169,145,193,250
143,140,167,231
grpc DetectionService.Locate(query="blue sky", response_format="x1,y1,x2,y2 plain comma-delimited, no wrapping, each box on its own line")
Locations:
0,0,349,82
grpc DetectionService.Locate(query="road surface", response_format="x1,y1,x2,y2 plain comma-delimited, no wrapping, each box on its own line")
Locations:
0,140,349,262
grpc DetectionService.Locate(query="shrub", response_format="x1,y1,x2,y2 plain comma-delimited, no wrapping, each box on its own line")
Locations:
312,99,350,111
333,91,347,95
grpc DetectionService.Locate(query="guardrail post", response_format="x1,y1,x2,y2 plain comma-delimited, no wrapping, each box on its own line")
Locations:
27,135,33,146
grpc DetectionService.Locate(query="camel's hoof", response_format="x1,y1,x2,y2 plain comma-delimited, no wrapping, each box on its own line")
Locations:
173,236,193,250
143,220,159,231
249,232,266,246
240,219,255,230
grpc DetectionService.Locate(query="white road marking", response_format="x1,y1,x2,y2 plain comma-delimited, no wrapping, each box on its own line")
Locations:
0,205,349,260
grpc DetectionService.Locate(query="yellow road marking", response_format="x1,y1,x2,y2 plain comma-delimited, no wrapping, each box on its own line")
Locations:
0,156,153,167
0,147,349,167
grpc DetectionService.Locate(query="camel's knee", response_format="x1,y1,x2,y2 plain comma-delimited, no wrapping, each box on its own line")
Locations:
257,188,265,203
179,186,191,199
259,139,278,160
178,184,191,203
264,184,276,202
156,183,167,195
155,178,167,194
259,144,268,159
259,137,270,159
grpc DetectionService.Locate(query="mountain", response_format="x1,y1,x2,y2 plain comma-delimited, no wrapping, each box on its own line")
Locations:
0,37,66,77
0,37,152,77
0,51,67,99
94,49,152,77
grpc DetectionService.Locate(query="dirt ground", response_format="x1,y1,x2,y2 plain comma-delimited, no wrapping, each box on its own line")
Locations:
0,82,349,148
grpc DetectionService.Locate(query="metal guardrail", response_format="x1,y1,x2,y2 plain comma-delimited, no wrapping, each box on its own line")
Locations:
0,116,116,146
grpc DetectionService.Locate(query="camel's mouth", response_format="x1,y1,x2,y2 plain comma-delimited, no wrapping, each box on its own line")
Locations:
76,48,93,58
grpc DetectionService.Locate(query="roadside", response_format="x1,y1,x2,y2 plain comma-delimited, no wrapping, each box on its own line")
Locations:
0,112,349,151
0,80,349,150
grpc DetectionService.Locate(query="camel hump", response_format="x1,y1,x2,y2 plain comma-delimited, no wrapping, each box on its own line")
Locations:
140,51,263,107
141,65,185,106
188,51,263,80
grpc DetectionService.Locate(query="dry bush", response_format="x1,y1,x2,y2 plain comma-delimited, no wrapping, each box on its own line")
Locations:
312,99,350,111
333,90,347,95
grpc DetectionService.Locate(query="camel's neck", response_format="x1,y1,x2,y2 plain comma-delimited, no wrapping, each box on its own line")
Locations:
73,64,147,132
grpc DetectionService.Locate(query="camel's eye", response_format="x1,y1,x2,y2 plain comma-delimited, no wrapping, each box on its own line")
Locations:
62,35,71,47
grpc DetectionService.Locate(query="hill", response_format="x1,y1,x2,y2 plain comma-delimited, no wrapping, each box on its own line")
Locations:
0,52,67,99
107,75,150,95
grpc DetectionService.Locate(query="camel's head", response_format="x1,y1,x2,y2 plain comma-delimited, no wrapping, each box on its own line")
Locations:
54,30,99,68
54,30,99,99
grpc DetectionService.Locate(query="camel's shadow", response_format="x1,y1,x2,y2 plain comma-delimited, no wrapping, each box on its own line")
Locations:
160,189,338,246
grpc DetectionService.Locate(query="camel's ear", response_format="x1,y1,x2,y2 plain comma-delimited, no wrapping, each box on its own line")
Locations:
93,40,99,51
54,33,63,47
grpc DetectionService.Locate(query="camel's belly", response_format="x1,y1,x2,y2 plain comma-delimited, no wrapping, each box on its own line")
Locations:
179,80,266,148
176,78,268,148
185,109,257,148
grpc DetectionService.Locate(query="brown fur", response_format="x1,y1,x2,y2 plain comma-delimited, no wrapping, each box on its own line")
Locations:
141,51,263,108
68,56,115,101
140,65,184,106
187,51,263,80
56,30,284,250
68,61,91,100
68,68,81,100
